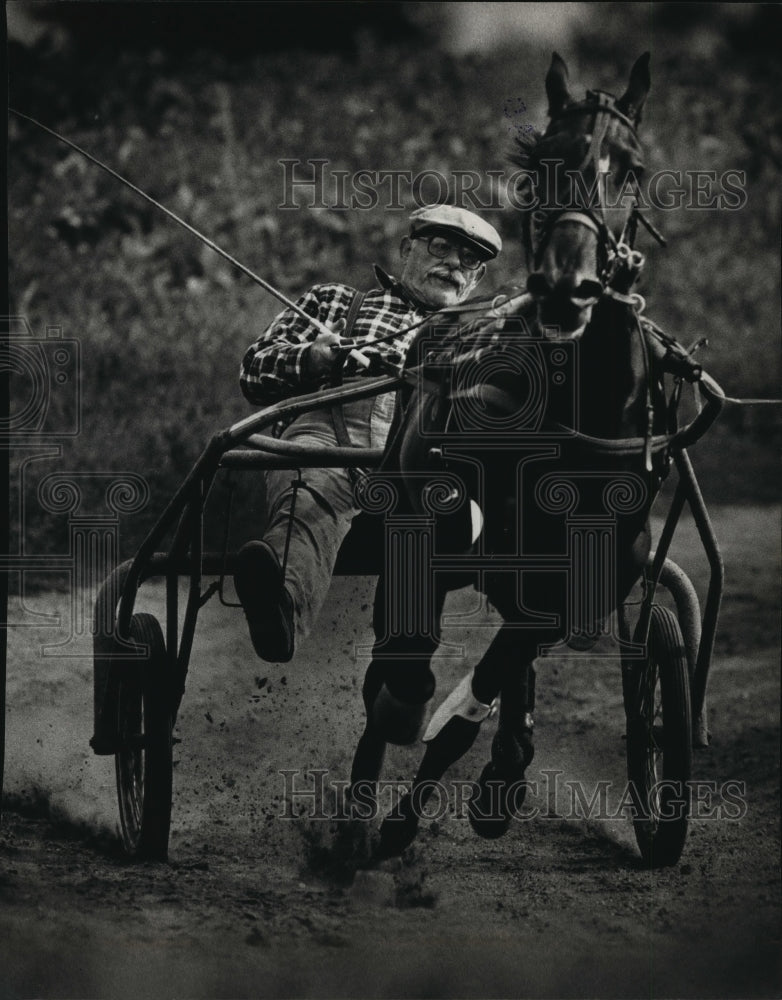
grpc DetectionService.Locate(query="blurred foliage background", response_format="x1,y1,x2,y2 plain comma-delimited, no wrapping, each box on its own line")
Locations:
7,1,781,574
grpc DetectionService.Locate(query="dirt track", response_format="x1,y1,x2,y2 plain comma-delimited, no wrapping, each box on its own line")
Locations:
2,504,780,999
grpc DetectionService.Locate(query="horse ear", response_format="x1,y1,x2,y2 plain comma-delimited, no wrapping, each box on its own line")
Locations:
545,52,572,117
617,52,651,123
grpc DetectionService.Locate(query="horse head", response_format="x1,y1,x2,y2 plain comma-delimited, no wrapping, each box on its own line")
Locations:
515,52,650,339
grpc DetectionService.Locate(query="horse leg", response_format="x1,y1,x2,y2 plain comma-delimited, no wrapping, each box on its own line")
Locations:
468,652,536,839
378,623,518,856
349,658,391,804
349,573,447,801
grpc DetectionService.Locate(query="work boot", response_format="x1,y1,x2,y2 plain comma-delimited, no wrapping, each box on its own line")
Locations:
234,540,295,662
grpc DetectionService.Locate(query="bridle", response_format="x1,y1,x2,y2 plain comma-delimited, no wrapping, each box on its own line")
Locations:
525,90,663,303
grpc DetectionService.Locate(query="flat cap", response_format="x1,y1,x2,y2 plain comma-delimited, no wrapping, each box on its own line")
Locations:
409,205,502,260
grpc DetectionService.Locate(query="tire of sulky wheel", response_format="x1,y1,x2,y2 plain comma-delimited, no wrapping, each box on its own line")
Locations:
114,613,173,862
626,605,692,868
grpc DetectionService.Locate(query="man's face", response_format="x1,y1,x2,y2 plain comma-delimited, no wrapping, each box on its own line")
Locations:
399,234,486,308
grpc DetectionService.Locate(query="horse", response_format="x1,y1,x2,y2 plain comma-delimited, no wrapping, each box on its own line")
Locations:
349,52,677,855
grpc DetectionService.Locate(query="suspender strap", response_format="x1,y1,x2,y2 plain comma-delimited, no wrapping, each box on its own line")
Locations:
330,290,367,453
344,289,366,347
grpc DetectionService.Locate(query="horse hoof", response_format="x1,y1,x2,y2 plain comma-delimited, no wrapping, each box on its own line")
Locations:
371,684,427,746
468,762,528,840
378,794,420,857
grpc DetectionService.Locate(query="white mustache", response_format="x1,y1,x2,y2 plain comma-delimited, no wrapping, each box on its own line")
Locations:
430,268,465,290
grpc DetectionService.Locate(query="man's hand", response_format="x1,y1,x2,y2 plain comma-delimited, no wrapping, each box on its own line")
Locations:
304,318,346,379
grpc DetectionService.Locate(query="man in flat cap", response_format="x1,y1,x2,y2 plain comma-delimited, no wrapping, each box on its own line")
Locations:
237,205,502,662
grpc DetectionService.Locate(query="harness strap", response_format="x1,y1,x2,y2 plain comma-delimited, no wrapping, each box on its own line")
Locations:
553,97,639,133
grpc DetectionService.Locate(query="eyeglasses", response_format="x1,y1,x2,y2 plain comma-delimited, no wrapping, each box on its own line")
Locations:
414,235,483,271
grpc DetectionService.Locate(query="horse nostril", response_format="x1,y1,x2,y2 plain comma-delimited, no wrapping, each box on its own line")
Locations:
529,272,602,306
526,273,551,298
572,279,603,302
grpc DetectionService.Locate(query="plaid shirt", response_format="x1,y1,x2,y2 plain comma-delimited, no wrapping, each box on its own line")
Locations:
239,268,429,406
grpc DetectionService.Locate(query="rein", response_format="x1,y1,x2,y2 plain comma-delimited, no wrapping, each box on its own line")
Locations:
414,293,706,470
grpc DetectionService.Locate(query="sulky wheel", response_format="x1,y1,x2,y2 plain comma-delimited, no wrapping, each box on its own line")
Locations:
114,613,173,861
625,605,692,868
